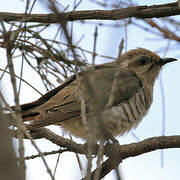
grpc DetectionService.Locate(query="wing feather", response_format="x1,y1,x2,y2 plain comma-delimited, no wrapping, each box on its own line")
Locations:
23,63,142,130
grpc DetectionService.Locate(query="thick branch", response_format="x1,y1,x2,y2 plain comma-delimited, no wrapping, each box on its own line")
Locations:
28,128,180,158
117,135,180,159
99,135,180,178
0,2,179,23
27,129,180,179
30,128,90,154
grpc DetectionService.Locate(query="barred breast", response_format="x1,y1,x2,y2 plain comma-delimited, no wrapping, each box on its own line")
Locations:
102,86,153,137
60,84,153,140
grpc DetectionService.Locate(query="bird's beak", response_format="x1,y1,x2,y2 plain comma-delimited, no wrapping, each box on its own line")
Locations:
159,58,177,66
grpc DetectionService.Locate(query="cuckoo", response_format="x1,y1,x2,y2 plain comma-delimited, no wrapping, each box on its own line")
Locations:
7,48,177,140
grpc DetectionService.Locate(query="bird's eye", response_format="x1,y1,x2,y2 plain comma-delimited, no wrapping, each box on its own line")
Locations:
138,57,150,65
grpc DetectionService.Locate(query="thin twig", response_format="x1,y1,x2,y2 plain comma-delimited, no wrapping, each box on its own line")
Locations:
93,140,104,180
25,149,68,160
115,167,122,180
159,40,171,167
48,2,93,179
70,135,85,178
0,68,42,95
106,39,124,108
23,127,55,180
92,26,98,65
4,26,26,179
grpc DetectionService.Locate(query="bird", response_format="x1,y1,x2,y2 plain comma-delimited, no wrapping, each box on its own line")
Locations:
8,48,177,141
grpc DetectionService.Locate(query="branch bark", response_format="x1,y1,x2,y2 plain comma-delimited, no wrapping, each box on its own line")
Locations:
24,128,180,157
23,128,180,179
0,2,179,23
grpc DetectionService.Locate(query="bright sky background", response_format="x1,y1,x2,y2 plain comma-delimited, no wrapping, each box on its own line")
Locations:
0,0,180,180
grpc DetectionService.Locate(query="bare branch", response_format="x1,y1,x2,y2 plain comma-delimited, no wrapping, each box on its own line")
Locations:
0,3,179,23
22,128,180,157
12,128,180,178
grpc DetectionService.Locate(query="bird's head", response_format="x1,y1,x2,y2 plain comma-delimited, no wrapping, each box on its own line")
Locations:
120,48,177,85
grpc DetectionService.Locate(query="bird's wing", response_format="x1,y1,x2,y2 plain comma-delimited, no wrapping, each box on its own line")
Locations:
22,63,142,130
20,61,116,113
24,82,81,130
21,74,76,112
80,64,143,108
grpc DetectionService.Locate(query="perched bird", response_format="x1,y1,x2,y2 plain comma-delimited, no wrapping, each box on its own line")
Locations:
11,48,177,140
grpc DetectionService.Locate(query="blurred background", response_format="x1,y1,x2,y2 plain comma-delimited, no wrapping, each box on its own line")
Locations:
0,0,180,179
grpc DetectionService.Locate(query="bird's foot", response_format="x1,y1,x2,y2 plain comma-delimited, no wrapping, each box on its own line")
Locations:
104,137,120,151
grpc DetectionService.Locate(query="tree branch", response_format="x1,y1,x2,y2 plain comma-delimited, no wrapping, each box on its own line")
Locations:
24,128,180,179
23,128,180,158
0,2,179,23
12,128,180,178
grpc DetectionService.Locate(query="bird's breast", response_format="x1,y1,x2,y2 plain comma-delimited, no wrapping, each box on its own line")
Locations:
61,86,153,140
102,86,153,136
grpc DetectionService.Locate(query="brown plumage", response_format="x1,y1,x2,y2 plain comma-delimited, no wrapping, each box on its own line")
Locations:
19,48,176,140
